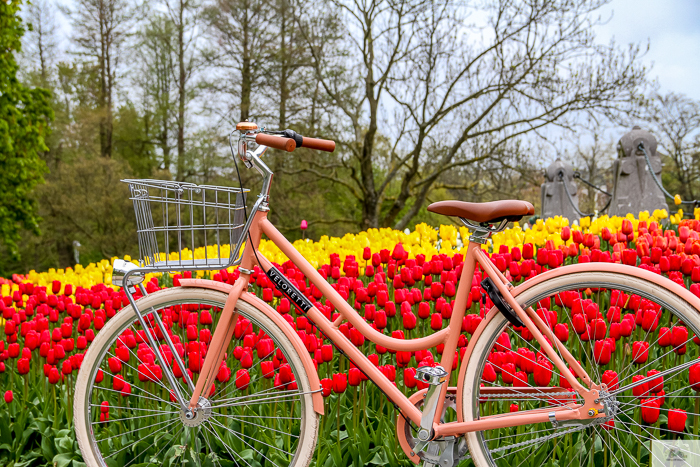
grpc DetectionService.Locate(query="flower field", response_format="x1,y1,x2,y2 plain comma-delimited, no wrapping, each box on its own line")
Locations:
1,208,700,467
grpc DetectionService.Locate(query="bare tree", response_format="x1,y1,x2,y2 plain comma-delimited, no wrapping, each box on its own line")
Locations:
136,16,177,171
646,93,700,201
203,0,276,124
61,0,139,158
297,0,648,229
161,0,204,180
22,0,59,83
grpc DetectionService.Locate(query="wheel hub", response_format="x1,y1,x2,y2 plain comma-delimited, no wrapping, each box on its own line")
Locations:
179,397,212,427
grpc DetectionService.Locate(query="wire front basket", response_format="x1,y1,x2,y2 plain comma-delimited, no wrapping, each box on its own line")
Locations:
124,179,249,271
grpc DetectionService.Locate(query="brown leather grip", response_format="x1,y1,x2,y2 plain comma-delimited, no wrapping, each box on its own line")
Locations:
256,134,296,152
301,137,336,152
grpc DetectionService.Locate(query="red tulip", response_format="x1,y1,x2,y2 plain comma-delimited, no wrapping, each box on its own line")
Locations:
444,281,456,297
404,367,417,388
622,249,638,266
690,363,700,392
106,356,122,373
641,398,660,424
533,359,553,386
200,311,213,325
418,302,430,319
349,368,362,386
554,323,569,342
483,363,497,383
590,319,607,340
501,363,516,384
17,357,30,374
240,350,253,368
332,373,347,393
188,351,202,372
632,341,649,363
235,369,250,390
647,369,663,393
672,326,688,348
658,327,672,347
61,359,72,375
48,366,60,384
115,346,130,363
621,219,634,236
374,310,387,329
321,344,333,362
668,409,687,432
257,338,274,359
632,375,649,399
561,226,571,241
513,371,528,387
593,340,611,365
602,370,619,391
572,314,586,334
403,312,417,330
4,390,13,403
620,318,634,337
430,313,443,331
430,282,443,299
641,310,659,332
320,378,332,397
217,363,232,382
262,288,273,302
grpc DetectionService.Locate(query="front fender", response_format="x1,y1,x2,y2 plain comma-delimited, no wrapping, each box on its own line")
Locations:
179,278,324,415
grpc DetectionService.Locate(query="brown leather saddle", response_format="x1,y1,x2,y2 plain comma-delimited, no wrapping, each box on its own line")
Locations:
427,200,535,224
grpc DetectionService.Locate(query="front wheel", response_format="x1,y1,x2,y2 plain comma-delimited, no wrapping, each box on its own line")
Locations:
462,269,700,467
74,287,319,467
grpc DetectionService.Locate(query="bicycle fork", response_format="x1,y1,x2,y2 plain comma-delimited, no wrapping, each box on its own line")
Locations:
120,266,247,416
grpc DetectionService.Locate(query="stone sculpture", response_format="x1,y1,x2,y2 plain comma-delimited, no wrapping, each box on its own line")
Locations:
541,159,580,221
608,126,668,217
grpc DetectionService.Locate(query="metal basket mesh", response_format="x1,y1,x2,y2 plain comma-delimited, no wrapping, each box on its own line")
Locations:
124,179,249,271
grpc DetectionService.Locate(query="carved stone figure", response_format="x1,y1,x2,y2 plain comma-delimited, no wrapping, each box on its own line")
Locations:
541,159,580,221
608,126,668,217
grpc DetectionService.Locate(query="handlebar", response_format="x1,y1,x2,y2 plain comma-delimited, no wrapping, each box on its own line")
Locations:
299,136,335,152
279,129,335,152
252,129,335,153
255,134,296,152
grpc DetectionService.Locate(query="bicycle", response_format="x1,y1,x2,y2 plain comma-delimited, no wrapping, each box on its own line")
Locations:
74,120,700,467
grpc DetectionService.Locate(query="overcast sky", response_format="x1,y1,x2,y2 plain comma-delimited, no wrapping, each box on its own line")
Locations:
595,0,700,100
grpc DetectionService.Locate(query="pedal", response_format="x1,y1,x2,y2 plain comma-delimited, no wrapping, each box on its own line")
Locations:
480,277,525,327
414,366,449,450
437,436,459,467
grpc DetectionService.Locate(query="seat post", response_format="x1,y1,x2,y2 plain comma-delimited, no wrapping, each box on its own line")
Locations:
460,218,509,245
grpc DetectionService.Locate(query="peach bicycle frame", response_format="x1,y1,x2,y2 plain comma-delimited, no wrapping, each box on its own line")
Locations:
187,209,606,435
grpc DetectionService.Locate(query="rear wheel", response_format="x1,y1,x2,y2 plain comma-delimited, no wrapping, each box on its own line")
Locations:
74,287,319,467
462,270,700,467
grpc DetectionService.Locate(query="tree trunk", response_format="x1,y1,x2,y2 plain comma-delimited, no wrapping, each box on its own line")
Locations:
104,27,113,158
278,0,287,128
176,0,186,180
98,0,109,157
240,8,251,122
